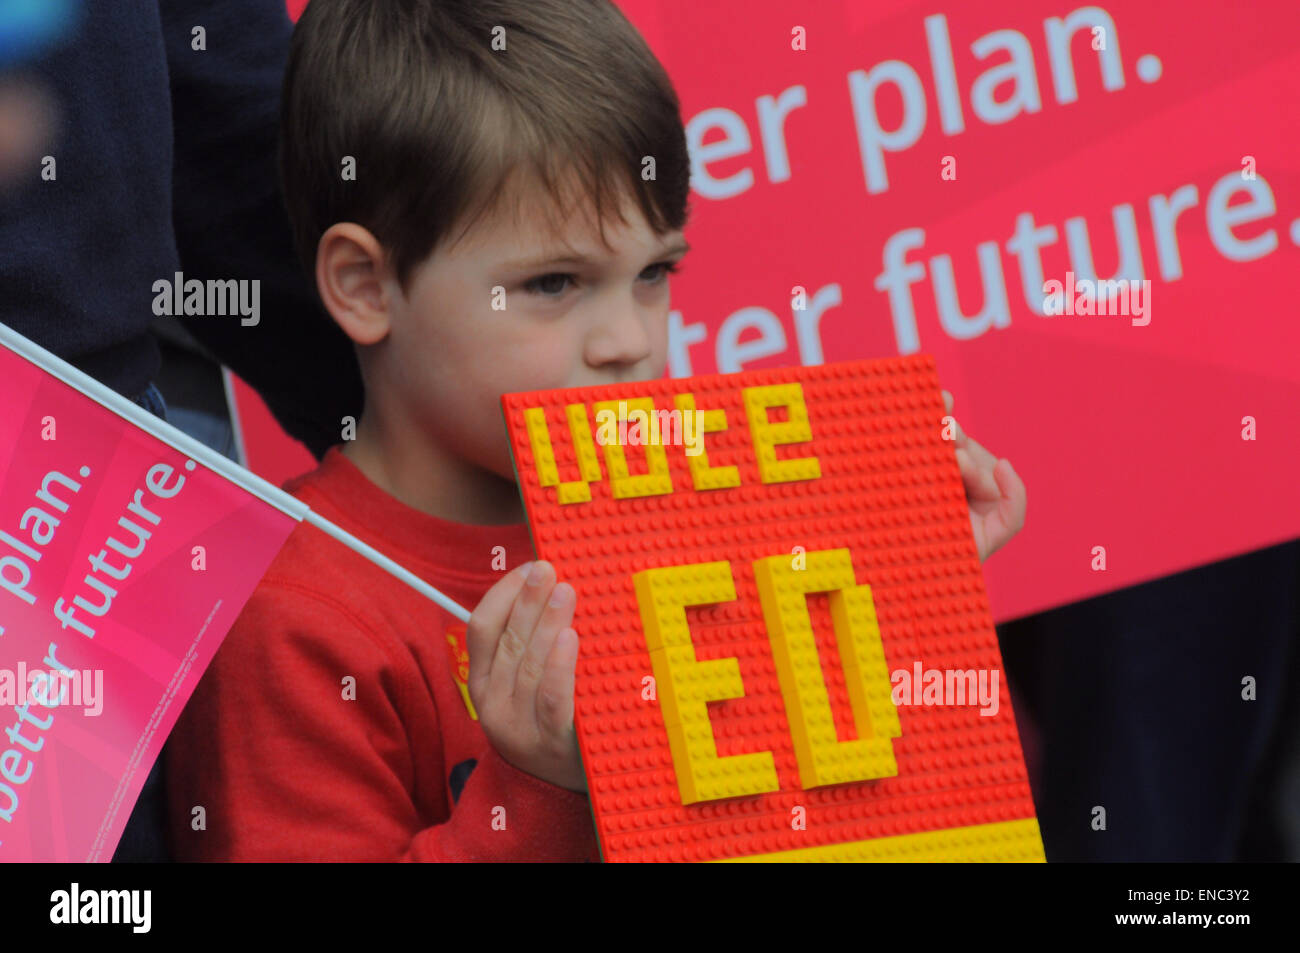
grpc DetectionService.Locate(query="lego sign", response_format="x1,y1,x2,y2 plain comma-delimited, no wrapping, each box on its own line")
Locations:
504,357,1045,862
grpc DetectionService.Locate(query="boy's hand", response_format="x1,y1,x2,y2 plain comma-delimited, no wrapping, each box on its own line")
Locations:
943,390,1027,562
466,560,586,792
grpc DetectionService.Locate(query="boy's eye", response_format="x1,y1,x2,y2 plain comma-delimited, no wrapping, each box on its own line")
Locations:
640,261,680,283
523,273,574,297
521,261,680,297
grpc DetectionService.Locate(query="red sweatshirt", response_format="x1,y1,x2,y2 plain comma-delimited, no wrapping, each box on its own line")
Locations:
165,447,601,862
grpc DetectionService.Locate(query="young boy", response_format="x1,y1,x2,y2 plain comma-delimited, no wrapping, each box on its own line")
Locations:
165,0,1025,862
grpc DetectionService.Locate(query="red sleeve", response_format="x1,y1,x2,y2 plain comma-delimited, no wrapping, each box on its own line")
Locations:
165,582,600,862
418,746,599,863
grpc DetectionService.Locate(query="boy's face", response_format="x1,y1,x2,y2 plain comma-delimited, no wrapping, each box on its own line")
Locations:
383,180,688,483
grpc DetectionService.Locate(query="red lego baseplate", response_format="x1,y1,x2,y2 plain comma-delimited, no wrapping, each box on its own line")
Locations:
502,357,1044,862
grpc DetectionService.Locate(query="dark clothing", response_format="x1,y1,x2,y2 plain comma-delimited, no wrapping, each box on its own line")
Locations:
0,0,361,458
999,539,1300,861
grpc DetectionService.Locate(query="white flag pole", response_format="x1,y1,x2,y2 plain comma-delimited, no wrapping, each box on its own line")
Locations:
0,322,472,623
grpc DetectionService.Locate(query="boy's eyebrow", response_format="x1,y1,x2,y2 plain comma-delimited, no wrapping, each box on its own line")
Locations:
500,238,691,273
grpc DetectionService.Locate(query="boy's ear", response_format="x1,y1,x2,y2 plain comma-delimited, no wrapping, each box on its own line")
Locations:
315,223,395,345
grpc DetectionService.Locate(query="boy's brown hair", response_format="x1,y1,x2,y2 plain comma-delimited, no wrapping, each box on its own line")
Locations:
279,0,692,291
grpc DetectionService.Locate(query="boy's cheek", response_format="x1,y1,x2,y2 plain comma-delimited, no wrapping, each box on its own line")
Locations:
479,426,523,484
650,311,669,362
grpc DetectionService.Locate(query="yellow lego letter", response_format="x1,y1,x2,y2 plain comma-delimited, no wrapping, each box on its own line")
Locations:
742,383,821,484
634,561,778,804
523,405,602,504
674,393,741,490
752,548,900,788
594,398,673,499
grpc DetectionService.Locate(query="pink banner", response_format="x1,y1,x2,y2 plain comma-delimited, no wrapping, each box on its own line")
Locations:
614,0,1300,619
254,0,1300,622
0,346,296,861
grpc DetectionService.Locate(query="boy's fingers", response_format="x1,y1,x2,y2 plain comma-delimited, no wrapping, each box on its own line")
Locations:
964,435,1001,484
977,460,1028,560
956,447,999,500
536,626,579,738
512,582,575,710
488,560,556,699
996,458,1027,532
466,561,532,695
942,390,954,415
951,416,965,447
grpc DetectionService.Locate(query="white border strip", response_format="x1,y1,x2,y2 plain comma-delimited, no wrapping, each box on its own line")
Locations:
0,322,470,622
220,365,249,469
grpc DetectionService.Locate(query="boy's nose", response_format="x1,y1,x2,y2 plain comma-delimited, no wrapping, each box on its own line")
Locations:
584,304,653,369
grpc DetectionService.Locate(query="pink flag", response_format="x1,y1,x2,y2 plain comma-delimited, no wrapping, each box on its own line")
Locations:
0,331,297,861
0,323,469,862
